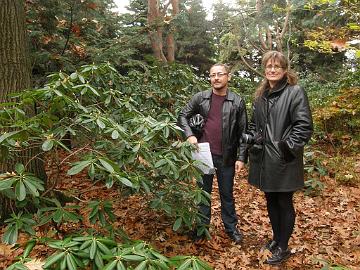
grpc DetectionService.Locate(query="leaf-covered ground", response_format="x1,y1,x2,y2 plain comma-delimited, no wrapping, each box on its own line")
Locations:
1,150,359,270
108,174,360,269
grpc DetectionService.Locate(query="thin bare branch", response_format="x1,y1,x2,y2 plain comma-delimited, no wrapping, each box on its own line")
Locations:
280,1,291,40
258,27,268,51
236,40,264,77
266,27,272,50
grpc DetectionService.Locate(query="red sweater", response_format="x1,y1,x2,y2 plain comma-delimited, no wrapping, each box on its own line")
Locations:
200,93,225,155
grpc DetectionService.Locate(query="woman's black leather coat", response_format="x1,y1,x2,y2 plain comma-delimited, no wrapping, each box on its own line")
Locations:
177,89,248,166
248,81,313,192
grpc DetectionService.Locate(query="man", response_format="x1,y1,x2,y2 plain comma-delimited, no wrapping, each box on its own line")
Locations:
177,64,248,244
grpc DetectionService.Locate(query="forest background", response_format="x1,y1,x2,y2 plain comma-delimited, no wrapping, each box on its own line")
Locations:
0,0,359,269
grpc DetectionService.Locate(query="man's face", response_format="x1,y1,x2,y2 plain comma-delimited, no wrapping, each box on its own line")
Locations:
209,65,230,92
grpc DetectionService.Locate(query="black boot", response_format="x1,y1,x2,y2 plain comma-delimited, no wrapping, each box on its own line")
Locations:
226,229,243,244
260,240,278,253
266,246,291,265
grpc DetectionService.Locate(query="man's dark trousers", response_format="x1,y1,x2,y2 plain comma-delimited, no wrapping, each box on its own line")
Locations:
198,154,238,233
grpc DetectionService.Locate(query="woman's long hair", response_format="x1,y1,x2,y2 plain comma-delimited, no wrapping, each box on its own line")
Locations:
255,51,298,99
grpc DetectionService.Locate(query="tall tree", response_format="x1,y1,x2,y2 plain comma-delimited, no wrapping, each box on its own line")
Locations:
176,0,214,72
166,0,180,62
211,1,235,59
0,0,46,219
0,0,30,99
147,0,180,62
254,0,291,53
118,1,150,51
217,0,292,77
289,0,357,77
216,0,357,79
148,0,167,61
26,0,125,85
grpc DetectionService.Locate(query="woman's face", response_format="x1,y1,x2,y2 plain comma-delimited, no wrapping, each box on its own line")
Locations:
265,58,287,88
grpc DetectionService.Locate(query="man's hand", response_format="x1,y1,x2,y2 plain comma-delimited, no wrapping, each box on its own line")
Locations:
187,135,198,144
235,161,245,173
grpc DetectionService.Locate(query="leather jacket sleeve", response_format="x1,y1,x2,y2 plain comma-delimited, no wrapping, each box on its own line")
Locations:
283,86,313,157
237,99,248,162
177,92,202,138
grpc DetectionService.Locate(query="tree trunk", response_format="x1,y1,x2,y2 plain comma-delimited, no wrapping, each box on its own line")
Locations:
166,0,179,63
0,0,47,220
255,0,291,52
147,0,167,62
166,33,175,62
0,0,30,95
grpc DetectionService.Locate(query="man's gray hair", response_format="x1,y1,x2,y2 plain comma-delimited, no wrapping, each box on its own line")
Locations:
210,63,231,74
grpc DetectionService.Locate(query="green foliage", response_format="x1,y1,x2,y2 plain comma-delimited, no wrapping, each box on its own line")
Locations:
42,236,117,269
26,0,126,85
176,0,215,72
26,0,216,78
87,200,116,226
329,156,359,186
0,62,210,244
7,236,212,270
215,0,292,75
2,212,36,245
1,64,213,266
38,198,82,226
0,164,44,202
171,255,212,270
212,0,356,80
289,0,357,76
229,74,256,106
314,258,352,270
300,0,359,54
313,86,360,139
210,2,236,59
304,149,327,196
339,68,360,89
5,239,35,270
302,67,359,196
299,72,340,108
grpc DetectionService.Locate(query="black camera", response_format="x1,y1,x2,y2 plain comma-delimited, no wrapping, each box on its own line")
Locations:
241,132,263,145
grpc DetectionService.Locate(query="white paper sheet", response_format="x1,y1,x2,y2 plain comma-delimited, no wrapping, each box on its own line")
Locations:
191,142,215,174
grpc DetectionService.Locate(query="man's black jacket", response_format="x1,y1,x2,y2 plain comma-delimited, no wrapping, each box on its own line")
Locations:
177,89,248,166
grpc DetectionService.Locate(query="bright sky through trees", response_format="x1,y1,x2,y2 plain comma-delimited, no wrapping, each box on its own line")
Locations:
113,0,236,16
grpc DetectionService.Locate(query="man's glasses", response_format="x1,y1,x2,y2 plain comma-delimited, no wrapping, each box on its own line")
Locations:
209,72,228,78
265,65,284,72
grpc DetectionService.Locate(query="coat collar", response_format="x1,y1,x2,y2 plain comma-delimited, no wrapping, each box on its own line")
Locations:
204,89,235,101
267,78,288,96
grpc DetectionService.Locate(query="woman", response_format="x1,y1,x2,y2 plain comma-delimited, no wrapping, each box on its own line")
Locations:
247,51,313,265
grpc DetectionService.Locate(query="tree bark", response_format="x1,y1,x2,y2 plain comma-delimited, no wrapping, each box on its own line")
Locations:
0,0,30,96
147,0,167,62
147,0,179,63
166,0,179,63
0,0,47,219
255,0,291,52
236,0,291,76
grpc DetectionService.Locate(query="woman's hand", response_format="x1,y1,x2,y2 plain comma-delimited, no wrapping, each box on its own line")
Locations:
235,161,245,173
